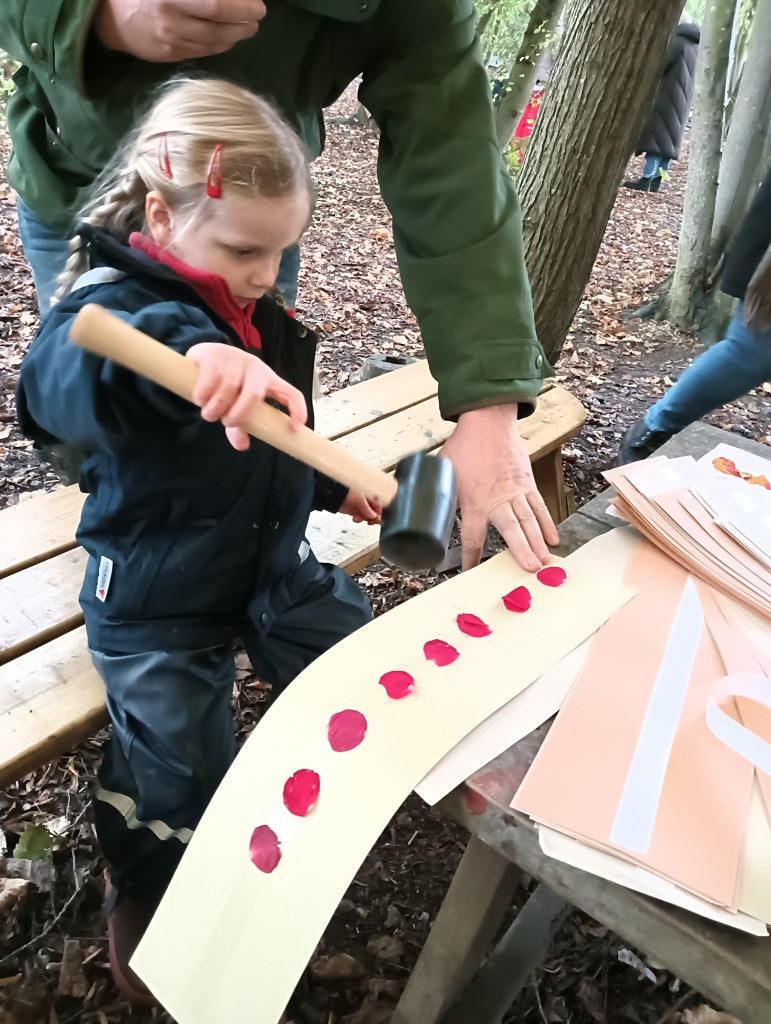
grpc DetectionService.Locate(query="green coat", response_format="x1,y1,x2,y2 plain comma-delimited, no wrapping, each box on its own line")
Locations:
2,0,552,418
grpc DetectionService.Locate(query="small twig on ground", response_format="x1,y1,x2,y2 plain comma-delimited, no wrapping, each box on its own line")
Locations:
652,987,698,1024
532,974,549,1024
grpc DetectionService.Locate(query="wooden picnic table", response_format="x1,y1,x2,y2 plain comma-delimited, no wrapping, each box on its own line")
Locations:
394,422,771,1024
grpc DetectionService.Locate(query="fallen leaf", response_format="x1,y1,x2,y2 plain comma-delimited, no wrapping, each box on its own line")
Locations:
682,1008,743,1024
366,935,405,963
57,939,90,998
0,877,30,915
344,999,395,1024
310,952,366,981
13,824,53,862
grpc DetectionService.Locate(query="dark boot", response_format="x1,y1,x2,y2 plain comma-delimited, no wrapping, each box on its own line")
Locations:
617,419,674,466
623,176,652,192
105,881,160,1006
649,174,662,193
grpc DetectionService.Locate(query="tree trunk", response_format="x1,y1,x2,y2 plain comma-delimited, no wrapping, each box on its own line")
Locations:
710,0,771,265
494,0,565,151
668,0,737,329
516,0,683,364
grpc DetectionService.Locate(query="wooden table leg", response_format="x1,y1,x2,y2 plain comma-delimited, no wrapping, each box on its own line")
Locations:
392,836,523,1024
442,884,569,1024
533,449,571,525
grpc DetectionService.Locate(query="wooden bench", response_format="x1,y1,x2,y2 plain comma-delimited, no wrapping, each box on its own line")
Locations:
0,360,586,787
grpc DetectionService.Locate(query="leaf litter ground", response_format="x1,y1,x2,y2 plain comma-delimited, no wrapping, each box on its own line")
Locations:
0,90,768,1024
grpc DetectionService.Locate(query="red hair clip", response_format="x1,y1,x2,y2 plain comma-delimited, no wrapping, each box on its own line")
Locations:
158,133,173,179
206,143,223,198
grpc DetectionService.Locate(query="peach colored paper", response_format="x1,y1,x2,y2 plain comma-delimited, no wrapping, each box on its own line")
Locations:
698,586,771,818
513,542,755,905
604,462,771,619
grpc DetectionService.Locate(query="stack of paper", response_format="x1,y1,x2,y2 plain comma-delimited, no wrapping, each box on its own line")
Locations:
512,537,771,936
604,444,771,622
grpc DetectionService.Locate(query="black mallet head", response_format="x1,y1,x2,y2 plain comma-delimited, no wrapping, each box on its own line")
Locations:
379,452,457,571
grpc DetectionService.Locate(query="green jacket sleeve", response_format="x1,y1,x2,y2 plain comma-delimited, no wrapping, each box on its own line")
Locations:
0,0,100,95
359,0,553,420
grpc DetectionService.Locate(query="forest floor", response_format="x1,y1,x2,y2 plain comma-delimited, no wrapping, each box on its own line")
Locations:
0,85,768,1024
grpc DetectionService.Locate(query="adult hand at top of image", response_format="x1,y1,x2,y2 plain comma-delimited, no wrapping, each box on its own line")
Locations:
186,342,307,451
441,404,560,574
93,0,266,63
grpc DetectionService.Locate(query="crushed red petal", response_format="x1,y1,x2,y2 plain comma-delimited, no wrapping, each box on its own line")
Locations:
379,670,416,699
249,825,281,873
282,769,321,817
328,710,368,752
456,613,492,637
423,639,460,666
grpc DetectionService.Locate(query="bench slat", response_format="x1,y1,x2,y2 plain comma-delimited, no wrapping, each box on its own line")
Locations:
0,626,108,787
0,486,83,579
0,548,88,665
314,359,436,439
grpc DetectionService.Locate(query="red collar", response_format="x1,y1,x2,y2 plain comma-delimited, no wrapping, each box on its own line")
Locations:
129,233,261,350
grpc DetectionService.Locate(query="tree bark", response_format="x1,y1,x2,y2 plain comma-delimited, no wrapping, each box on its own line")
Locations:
668,0,737,329
494,0,565,151
709,0,771,265
516,0,683,364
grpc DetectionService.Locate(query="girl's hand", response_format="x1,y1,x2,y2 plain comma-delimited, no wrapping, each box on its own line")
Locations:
186,343,307,451
339,490,382,524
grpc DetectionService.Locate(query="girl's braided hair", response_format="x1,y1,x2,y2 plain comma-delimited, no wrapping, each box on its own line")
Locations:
55,77,311,301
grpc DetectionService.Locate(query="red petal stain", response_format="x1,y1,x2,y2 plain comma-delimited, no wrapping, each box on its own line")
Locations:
249,825,281,873
328,710,368,752
423,639,460,666
465,790,487,816
456,613,492,637
502,586,532,612
379,670,415,699
282,769,320,817
537,566,567,588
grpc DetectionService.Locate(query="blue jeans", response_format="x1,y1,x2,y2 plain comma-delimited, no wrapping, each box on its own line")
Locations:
16,199,70,312
642,154,670,179
646,304,771,434
16,199,301,312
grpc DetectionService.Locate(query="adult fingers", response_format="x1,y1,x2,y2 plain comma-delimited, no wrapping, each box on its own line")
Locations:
180,0,267,23
489,501,543,573
525,489,560,548
173,13,262,51
459,504,487,573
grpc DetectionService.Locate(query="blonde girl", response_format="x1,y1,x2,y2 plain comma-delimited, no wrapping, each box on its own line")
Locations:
18,77,374,1005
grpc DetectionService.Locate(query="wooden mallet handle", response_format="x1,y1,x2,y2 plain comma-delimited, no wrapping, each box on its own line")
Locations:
69,304,398,507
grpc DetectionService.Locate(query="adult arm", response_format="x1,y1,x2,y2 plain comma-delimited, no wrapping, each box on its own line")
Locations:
360,0,558,570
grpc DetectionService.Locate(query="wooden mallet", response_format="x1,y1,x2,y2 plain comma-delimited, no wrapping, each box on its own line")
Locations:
69,304,456,571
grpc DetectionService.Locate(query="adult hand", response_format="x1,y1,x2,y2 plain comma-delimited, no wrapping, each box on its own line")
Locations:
441,404,560,573
744,247,771,333
94,0,266,63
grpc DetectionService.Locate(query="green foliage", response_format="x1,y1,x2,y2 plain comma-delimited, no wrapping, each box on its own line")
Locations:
14,824,54,862
477,0,533,67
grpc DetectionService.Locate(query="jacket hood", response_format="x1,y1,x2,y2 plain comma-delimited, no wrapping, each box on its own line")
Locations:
677,23,700,44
